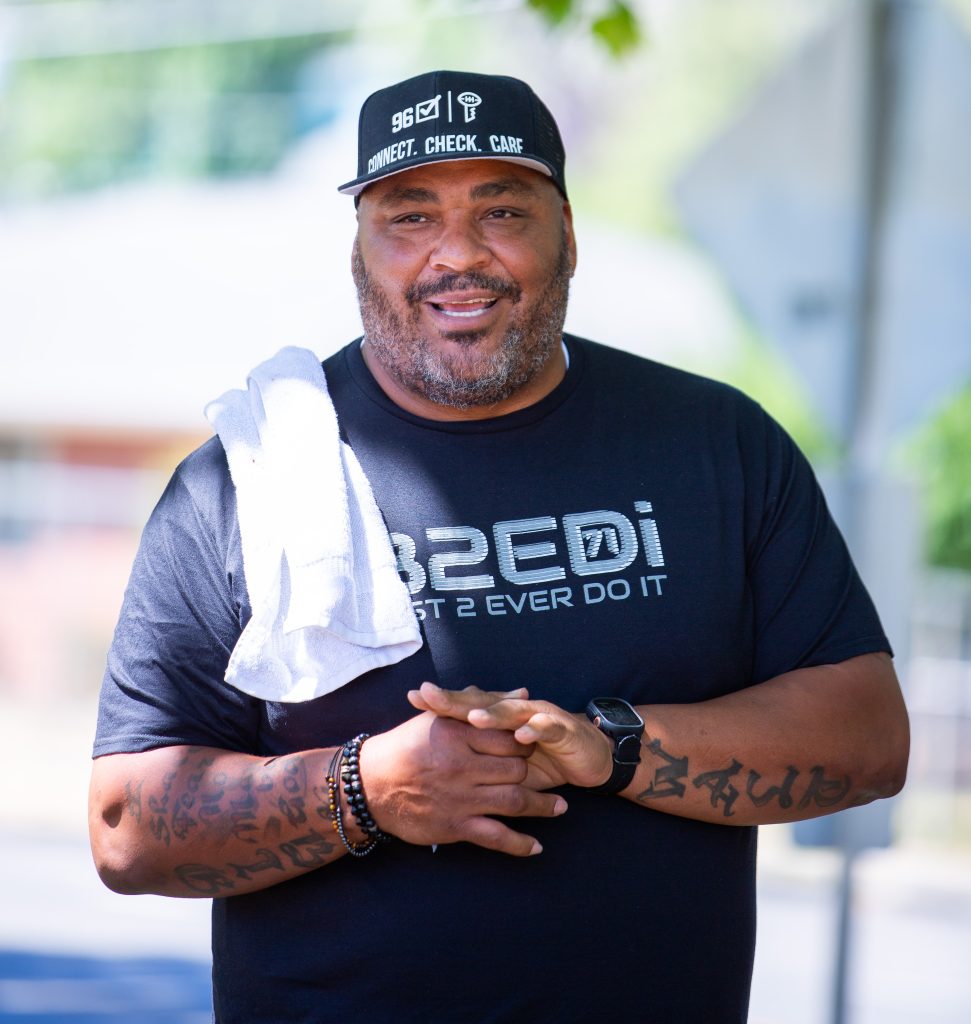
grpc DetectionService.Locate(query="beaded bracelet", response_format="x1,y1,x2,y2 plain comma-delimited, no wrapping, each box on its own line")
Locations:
325,743,382,857
340,734,390,849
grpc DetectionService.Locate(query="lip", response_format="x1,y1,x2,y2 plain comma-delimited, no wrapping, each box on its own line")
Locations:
424,292,502,322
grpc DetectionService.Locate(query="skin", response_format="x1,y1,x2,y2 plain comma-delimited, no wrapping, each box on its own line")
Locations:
89,158,910,899
407,652,909,827
90,692,567,897
352,159,576,420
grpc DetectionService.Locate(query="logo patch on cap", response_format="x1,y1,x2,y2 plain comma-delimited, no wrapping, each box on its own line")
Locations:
457,91,482,123
338,71,568,198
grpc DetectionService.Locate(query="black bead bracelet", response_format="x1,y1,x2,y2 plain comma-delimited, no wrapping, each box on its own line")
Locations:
341,734,390,845
324,734,389,857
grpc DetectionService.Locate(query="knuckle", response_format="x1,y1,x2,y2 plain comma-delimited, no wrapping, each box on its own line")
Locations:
498,786,528,815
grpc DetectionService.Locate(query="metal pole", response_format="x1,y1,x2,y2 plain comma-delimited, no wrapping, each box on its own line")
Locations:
831,1,901,1022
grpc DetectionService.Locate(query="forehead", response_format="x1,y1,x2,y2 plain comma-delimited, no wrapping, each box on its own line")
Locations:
359,159,556,209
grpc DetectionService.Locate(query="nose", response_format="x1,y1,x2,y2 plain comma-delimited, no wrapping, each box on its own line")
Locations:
428,216,491,274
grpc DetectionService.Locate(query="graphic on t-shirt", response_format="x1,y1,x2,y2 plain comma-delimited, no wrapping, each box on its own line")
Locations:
391,499,667,622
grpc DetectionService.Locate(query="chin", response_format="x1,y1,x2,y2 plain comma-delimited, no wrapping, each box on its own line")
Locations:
438,328,491,346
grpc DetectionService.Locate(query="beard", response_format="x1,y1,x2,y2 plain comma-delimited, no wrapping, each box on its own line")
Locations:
351,233,572,410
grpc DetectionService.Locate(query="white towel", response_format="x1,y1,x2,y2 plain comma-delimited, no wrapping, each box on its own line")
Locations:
204,346,422,703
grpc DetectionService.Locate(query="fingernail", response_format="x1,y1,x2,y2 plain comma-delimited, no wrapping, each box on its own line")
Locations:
530,841,543,856
553,797,568,815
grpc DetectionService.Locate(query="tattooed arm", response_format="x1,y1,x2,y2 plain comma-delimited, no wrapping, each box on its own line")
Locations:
89,745,346,897
89,706,567,898
409,652,909,826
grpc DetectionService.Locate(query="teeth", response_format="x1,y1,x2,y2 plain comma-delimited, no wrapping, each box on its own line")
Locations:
442,307,489,318
433,297,497,317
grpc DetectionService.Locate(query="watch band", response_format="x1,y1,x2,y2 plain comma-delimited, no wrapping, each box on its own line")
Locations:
585,698,644,795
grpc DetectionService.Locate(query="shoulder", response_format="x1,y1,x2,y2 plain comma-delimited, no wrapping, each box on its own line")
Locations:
567,333,769,429
168,435,232,503
152,436,238,548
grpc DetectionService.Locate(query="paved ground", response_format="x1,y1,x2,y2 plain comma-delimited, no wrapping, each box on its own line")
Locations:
2,698,970,1022
1,828,969,1023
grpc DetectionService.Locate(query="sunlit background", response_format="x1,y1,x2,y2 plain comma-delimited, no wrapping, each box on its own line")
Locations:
1,0,970,1021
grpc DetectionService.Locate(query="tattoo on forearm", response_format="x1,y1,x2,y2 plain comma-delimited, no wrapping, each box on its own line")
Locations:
128,747,337,894
123,780,142,823
175,828,336,894
637,739,688,799
174,863,235,895
635,740,855,818
746,766,799,809
692,759,742,816
227,848,285,881
798,766,851,809
147,770,176,846
280,830,335,868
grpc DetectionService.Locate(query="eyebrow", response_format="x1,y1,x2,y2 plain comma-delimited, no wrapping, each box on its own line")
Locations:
469,178,540,201
377,186,438,208
376,176,541,208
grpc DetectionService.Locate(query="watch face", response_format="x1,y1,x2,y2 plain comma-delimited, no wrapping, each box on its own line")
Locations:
594,698,642,726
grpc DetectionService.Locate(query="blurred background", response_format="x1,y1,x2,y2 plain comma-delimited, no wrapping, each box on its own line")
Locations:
1,0,969,1021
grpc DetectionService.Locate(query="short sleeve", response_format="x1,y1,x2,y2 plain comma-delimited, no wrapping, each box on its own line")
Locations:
93,439,262,757
741,406,892,683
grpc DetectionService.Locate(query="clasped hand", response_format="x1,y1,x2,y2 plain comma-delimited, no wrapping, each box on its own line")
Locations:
358,684,612,858
408,682,613,792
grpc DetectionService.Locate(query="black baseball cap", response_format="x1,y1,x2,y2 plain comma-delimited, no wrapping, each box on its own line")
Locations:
338,70,568,199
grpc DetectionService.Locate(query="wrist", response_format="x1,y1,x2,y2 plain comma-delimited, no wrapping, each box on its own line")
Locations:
579,714,615,788
584,698,645,795
339,782,369,845
326,735,389,857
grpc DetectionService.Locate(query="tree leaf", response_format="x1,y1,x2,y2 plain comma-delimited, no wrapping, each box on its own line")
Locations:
591,1,641,57
526,0,575,27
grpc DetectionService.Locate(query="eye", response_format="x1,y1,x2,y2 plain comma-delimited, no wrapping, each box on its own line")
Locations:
392,212,430,225
485,208,519,220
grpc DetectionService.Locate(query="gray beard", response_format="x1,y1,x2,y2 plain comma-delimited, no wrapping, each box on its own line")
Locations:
351,236,572,410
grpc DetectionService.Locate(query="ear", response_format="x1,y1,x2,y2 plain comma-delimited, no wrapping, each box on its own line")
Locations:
561,201,578,277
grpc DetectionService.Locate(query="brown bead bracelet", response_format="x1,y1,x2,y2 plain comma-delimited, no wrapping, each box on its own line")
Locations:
325,735,389,857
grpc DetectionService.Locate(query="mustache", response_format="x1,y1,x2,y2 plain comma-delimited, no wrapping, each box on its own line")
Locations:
406,272,522,305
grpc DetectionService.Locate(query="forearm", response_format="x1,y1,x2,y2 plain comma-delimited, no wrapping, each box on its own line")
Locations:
90,707,565,898
622,653,909,825
414,653,909,828
89,745,357,898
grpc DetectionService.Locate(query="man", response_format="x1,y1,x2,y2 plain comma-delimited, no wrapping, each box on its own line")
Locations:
90,71,909,1023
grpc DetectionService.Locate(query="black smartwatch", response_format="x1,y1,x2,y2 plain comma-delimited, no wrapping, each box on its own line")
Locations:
584,697,645,794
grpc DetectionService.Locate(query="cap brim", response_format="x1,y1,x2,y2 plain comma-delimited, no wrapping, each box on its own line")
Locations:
338,154,557,196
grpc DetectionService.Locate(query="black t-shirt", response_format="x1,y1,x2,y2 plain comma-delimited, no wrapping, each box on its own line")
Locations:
95,336,890,1023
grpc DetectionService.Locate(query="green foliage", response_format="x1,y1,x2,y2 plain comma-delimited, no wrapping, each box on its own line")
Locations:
592,2,642,57
527,0,643,56
909,385,971,571
0,36,333,199
527,0,574,26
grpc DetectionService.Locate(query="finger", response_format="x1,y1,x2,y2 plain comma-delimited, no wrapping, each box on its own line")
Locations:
412,682,531,720
514,712,571,747
406,688,431,712
468,699,551,731
464,725,534,759
476,784,567,820
456,816,543,857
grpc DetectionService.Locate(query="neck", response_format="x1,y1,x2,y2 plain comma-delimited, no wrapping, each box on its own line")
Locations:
360,340,567,422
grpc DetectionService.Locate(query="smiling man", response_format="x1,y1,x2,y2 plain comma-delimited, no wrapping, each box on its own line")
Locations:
352,165,575,416
89,71,909,1023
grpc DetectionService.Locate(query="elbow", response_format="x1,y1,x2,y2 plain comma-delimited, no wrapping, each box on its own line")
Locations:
88,799,160,896
91,842,153,896
859,711,910,804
